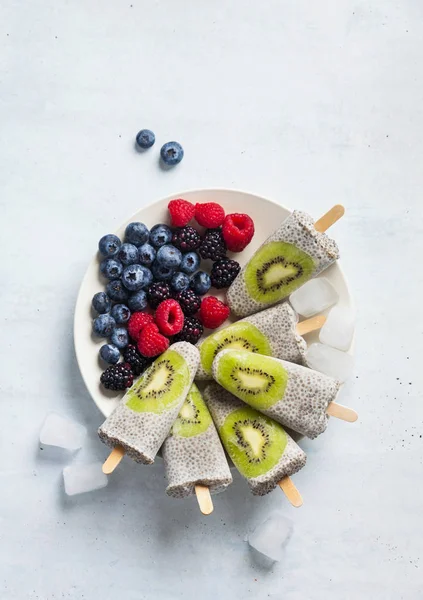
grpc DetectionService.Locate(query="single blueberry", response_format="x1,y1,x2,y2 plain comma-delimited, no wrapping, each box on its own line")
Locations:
151,261,175,281
127,290,148,312
100,258,123,280
156,244,182,269
117,243,139,266
180,251,200,275
93,314,116,337
125,222,149,246
171,271,190,293
138,265,153,288
99,344,120,365
92,291,111,314
122,264,145,291
110,327,129,349
160,141,184,166
98,234,121,257
111,303,131,324
190,271,211,296
138,243,156,266
135,129,155,149
149,224,173,248
106,279,129,302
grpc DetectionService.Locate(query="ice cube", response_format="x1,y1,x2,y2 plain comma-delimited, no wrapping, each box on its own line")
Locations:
306,343,354,382
290,278,339,317
40,413,87,450
63,462,108,496
248,513,293,562
319,306,355,351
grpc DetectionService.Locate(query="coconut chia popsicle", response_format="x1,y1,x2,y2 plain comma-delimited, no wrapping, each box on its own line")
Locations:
204,383,306,496
227,209,341,318
212,349,341,439
196,303,309,380
98,342,199,465
162,383,233,498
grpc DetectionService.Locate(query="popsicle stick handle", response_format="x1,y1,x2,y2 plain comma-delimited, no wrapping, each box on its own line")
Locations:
278,476,303,508
102,445,125,474
326,402,358,422
195,484,214,515
296,315,326,336
314,205,345,233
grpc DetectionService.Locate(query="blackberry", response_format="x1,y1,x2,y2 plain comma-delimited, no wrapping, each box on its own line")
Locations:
198,228,226,261
210,258,241,289
100,362,134,391
173,316,203,344
123,344,149,376
172,226,201,252
174,289,201,316
147,282,172,309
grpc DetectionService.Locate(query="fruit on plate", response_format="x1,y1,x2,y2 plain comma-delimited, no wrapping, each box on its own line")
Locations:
98,234,121,258
199,296,230,329
138,323,170,357
155,299,184,337
210,258,240,289
168,199,195,227
125,222,150,246
194,202,225,228
173,316,203,344
222,213,255,252
92,291,111,314
100,362,134,391
198,228,226,261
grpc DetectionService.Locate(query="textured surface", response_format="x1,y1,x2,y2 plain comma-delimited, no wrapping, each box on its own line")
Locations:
1,1,423,598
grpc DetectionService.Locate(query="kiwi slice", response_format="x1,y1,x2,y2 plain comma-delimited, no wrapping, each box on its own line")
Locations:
215,350,288,409
244,241,315,304
200,321,272,377
126,349,189,414
172,383,212,437
220,407,287,478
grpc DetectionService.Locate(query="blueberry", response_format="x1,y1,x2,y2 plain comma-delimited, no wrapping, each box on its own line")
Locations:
171,271,190,293
93,314,116,337
180,251,200,275
160,141,184,166
99,344,120,365
151,261,175,281
149,224,173,248
110,327,129,349
190,271,211,296
106,279,129,302
98,234,121,257
122,264,146,291
138,243,156,266
156,244,182,269
111,303,131,324
127,290,148,312
92,291,111,314
100,258,123,280
117,243,139,266
125,222,149,246
138,265,153,288
135,129,155,149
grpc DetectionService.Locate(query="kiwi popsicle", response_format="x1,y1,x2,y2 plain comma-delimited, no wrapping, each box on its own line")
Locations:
162,383,233,502
203,383,306,497
212,349,341,439
227,208,342,318
99,342,199,467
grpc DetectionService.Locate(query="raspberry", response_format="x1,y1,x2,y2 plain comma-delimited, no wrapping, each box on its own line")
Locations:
210,258,241,289
137,323,170,358
128,312,154,341
147,282,172,309
198,229,226,261
173,289,201,316
168,199,195,227
195,202,225,228
199,296,230,329
100,363,134,391
122,344,150,376
173,316,203,344
155,299,184,336
222,213,255,252
171,226,201,252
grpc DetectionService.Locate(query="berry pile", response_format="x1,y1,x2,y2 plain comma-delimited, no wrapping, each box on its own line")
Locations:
91,199,255,391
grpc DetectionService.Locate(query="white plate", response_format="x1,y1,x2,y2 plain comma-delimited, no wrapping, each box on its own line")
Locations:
74,188,352,418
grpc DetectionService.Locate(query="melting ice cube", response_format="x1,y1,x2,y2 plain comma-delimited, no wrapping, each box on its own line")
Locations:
290,278,339,317
40,413,87,450
306,343,354,382
248,513,293,562
63,462,108,496
319,306,355,351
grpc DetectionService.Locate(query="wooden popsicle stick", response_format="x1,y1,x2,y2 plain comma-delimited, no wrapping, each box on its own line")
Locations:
326,402,358,422
195,484,214,515
296,315,326,336
278,476,303,508
102,445,125,474
314,205,345,233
